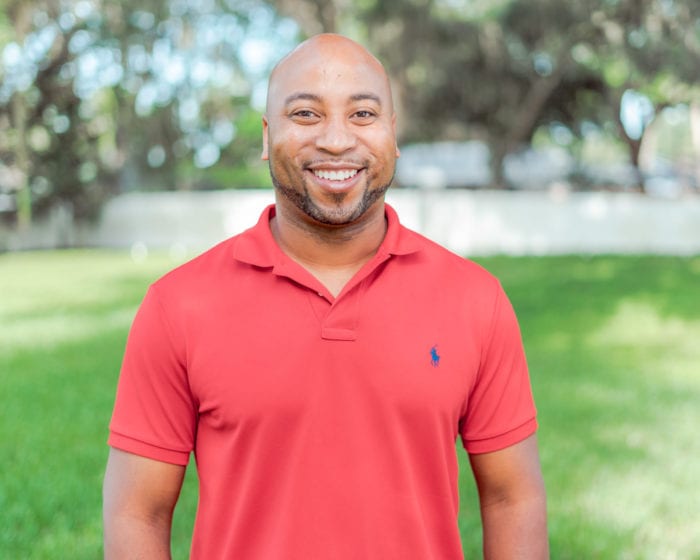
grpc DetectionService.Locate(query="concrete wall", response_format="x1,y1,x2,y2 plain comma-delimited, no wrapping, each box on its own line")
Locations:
388,189,700,255
4,189,700,255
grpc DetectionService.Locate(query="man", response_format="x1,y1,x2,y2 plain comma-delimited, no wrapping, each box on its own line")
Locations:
103,33,548,559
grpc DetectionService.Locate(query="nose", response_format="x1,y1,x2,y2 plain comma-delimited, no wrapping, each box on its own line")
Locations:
315,116,357,154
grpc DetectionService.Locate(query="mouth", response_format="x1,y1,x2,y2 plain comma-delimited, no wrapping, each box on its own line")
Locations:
307,165,365,191
312,169,359,181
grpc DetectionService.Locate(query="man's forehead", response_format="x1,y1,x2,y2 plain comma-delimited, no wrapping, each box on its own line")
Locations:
282,91,383,107
269,59,391,110
266,34,393,112
273,55,384,86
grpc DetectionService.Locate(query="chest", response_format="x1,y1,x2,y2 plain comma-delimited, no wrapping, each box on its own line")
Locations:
183,276,482,436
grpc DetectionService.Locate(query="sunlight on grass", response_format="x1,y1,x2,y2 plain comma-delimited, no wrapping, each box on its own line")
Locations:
489,256,700,559
576,299,700,559
2,252,699,559
0,250,184,356
590,299,700,378
0,250,182,560
1,309,137,354
0,249,180,313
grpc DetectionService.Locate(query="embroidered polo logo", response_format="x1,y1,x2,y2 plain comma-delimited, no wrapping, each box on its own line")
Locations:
430,345,440,367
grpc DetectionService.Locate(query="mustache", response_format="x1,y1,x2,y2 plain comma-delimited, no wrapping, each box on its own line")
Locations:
302,158,368,168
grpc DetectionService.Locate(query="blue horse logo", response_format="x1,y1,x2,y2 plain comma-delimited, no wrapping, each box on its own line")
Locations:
430,345,440,367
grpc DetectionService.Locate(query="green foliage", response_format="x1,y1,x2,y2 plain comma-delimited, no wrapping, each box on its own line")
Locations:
2,250,699,558
0,1,296,223
175,159,273,190
172,106,272,189
353,0,700,186
3,0,699,225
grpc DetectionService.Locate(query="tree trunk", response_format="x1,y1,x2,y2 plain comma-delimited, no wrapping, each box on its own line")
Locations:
271,0,339,35
611,90,645,192
494,48,571,188
504,64,568,153
10,2,32,229
12,92,31,229
489,141,508,189
690,102,700,187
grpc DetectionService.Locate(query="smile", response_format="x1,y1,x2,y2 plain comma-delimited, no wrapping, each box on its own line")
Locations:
313,169,359,181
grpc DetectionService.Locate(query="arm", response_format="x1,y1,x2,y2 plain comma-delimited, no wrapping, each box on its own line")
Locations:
103,447,186,559
469,434,549,560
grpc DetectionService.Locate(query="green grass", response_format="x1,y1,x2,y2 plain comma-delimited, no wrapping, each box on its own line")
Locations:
1,251,699,559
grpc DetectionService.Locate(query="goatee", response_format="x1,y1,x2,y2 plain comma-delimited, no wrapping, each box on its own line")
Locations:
271,174,391,226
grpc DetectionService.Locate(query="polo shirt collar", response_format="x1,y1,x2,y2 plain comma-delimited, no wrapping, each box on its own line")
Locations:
232,203,422,268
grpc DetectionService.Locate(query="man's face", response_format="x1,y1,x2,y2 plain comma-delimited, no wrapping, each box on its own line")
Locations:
262,37,399,227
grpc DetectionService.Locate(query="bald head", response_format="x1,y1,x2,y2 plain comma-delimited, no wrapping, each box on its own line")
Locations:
266,34,395,116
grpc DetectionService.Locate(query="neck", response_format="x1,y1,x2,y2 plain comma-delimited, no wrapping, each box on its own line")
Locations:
272,201,387,268
270,201,387,296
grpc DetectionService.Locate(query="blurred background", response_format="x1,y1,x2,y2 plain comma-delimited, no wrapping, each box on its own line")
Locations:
1,0,699,253
1,1,700,559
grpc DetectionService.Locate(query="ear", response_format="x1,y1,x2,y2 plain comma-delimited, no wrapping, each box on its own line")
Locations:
392,113,400,157
261,116,269,161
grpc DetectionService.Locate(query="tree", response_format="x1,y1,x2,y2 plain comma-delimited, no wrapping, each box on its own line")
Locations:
1,1,35,228
2,0,698,230
571,0,700,189
268,0,700,190
0,0,296,226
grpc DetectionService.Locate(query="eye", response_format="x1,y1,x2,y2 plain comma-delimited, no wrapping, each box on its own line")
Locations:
289,109,321,123
351,110,377,123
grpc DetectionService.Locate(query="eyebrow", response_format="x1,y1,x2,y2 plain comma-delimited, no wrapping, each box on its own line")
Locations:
284,92,321,106
350,93,382,105
283,92,383,107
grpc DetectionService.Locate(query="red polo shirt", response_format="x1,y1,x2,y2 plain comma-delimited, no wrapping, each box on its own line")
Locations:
109,204,537,559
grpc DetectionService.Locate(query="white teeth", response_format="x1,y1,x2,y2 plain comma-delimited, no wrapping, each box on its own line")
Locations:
313,169,358,181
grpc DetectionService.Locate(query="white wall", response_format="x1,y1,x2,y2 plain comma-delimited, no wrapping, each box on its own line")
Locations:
92,189,700,256
3,189,700,255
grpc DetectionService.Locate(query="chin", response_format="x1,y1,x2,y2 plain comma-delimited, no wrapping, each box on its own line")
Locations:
274,174,387,226
303,203,364,226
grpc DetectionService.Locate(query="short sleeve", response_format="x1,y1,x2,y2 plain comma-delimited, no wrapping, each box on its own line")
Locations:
108,285,196,466
460,283,537,454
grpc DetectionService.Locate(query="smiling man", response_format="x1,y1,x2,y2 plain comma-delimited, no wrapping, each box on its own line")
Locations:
264,36,397,232
103,34,548,559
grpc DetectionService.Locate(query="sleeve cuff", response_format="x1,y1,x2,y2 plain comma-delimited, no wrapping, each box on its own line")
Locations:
463,417,538,455
108,432,191,466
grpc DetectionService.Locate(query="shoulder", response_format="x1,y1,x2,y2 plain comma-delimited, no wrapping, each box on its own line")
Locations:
149,235,242,299
397,224,501,292
390,224,511,334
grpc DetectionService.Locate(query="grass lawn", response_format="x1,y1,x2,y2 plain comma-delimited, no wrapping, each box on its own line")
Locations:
1,250,699,558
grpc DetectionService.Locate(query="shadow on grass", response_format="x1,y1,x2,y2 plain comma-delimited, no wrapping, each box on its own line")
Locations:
2,253,699,558
472,255,700,559
2,318,199,559
0,251,196,559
